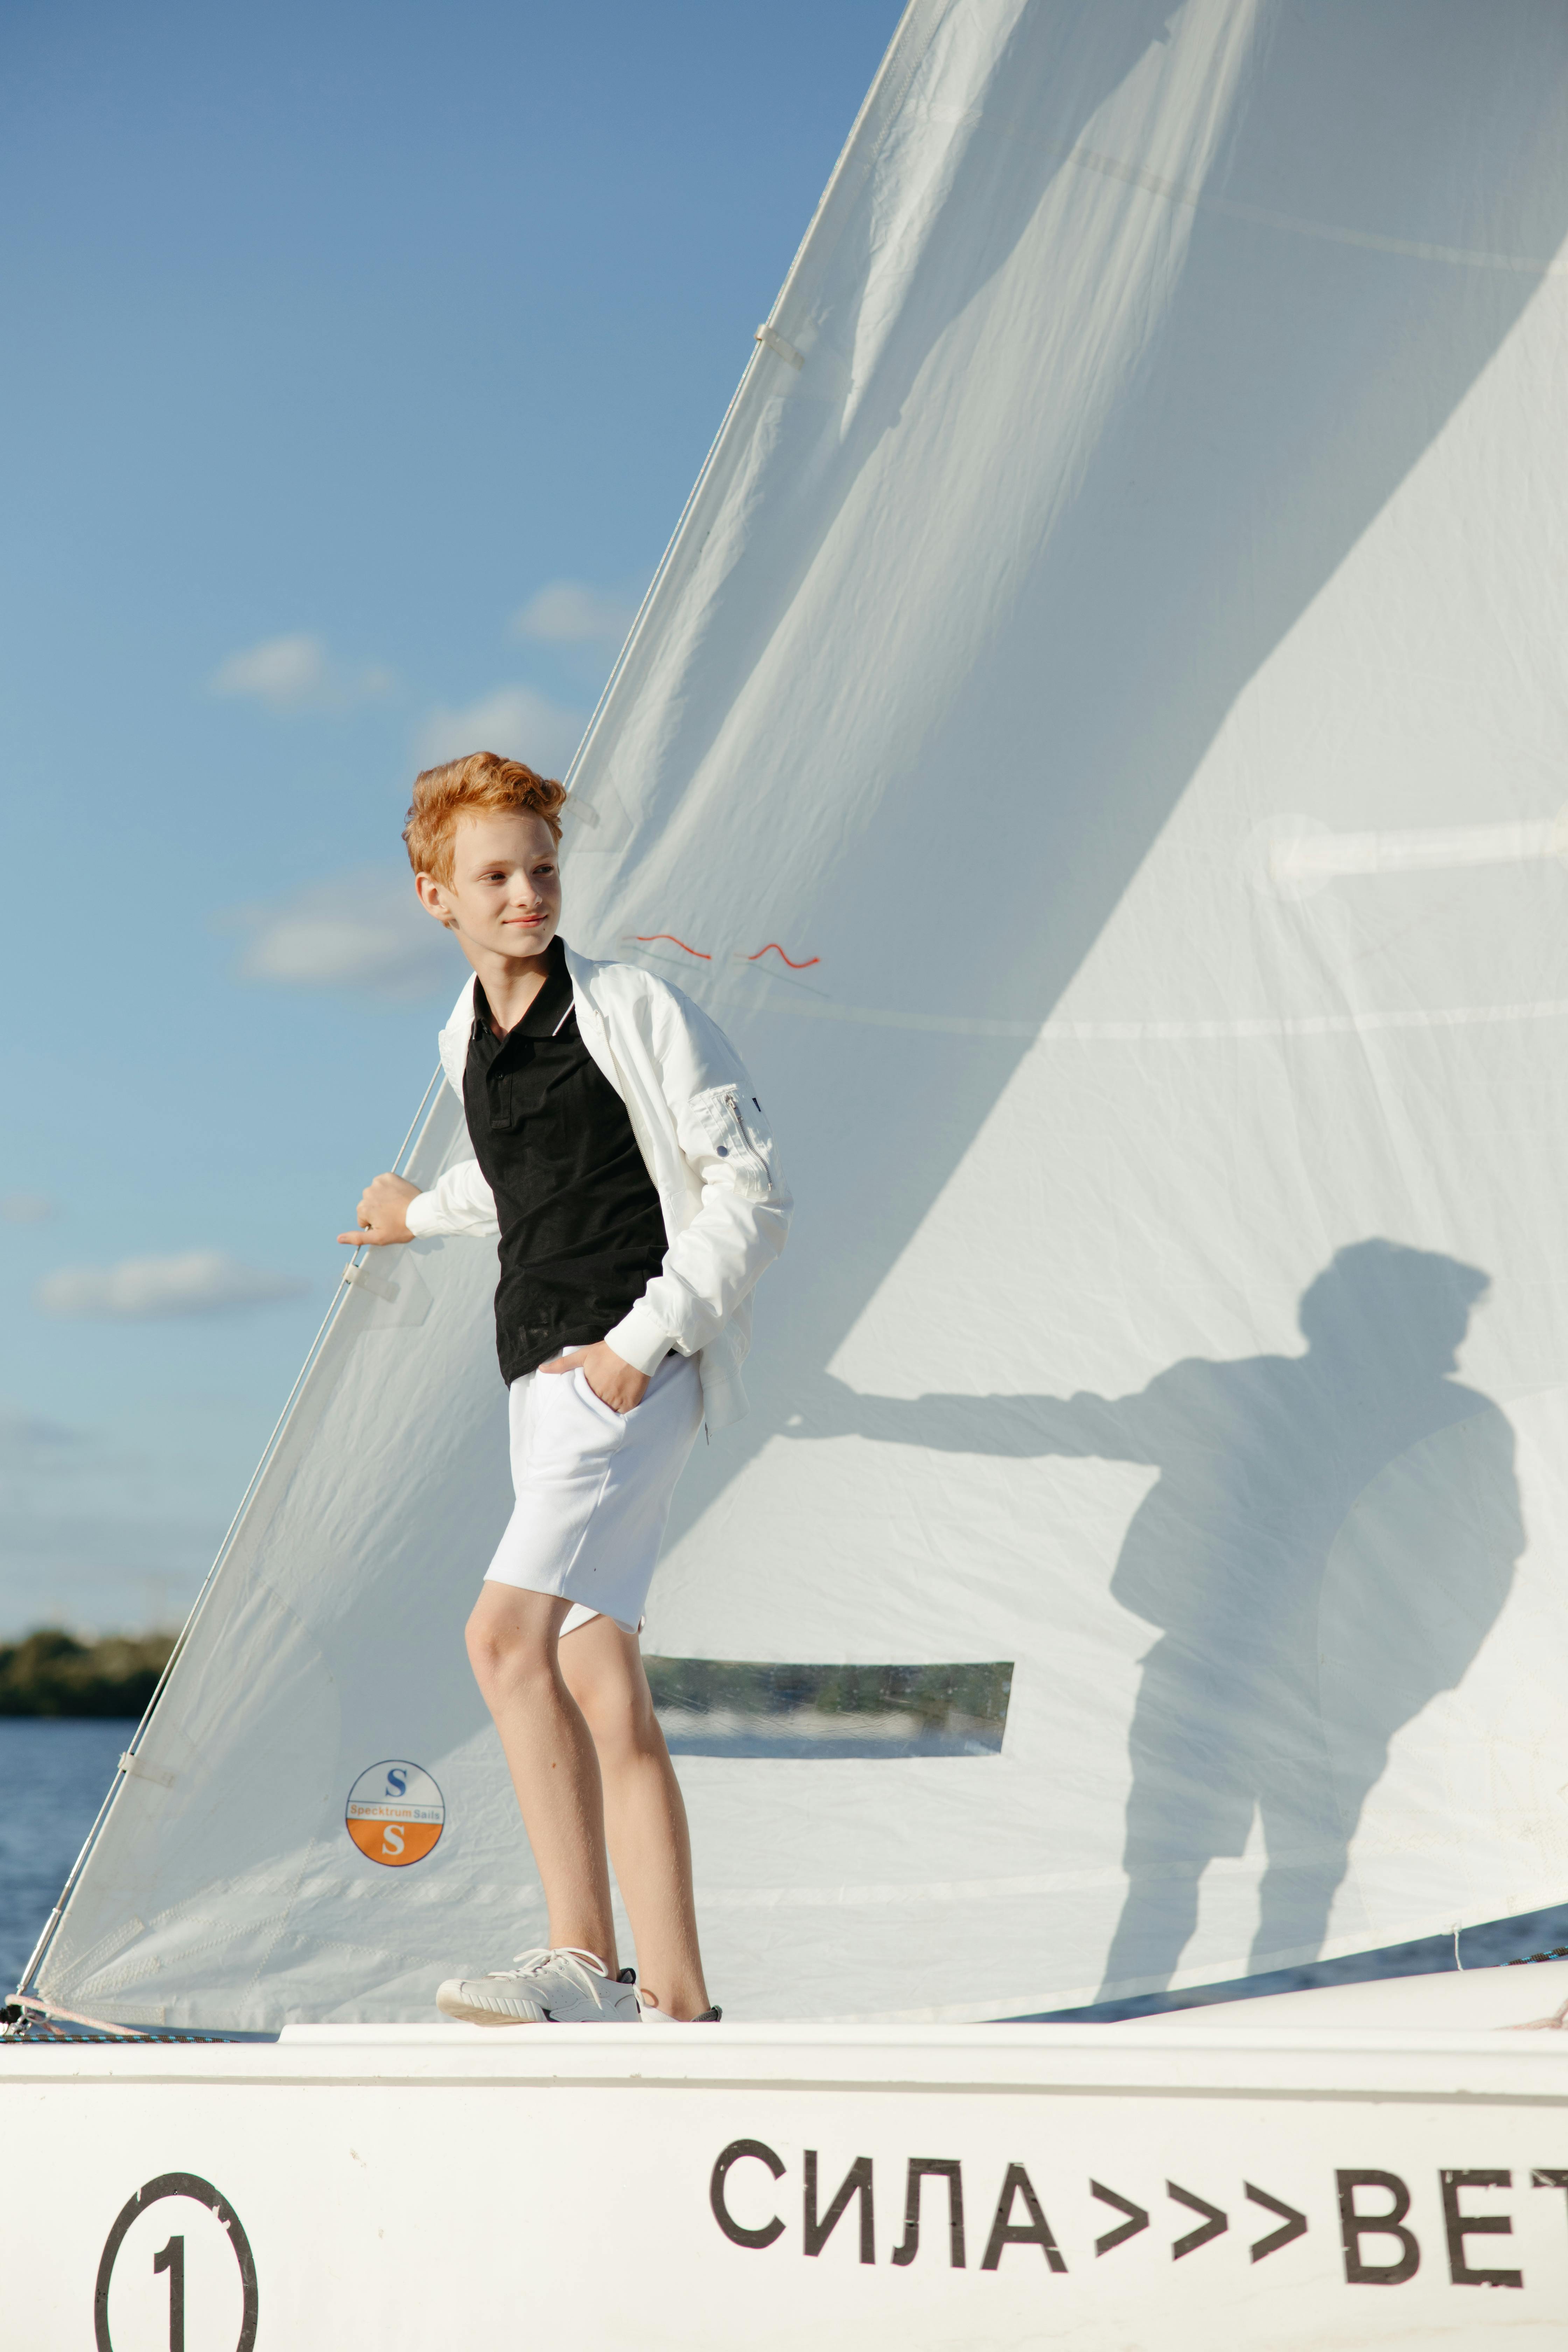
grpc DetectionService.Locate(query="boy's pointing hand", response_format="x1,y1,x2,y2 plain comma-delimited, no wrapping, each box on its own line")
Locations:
338,1172,420,1248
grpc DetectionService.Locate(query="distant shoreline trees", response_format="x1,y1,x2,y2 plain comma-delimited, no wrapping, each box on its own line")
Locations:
0,1630,176,1718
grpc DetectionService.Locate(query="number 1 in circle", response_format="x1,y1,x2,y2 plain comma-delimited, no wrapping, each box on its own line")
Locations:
153,2235,184,2352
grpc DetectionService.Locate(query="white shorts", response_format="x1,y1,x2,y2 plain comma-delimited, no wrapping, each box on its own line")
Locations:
484,1349,703,1636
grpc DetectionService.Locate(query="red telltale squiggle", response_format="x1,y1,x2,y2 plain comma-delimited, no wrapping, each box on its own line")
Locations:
635,934,712,960
746,943,821,969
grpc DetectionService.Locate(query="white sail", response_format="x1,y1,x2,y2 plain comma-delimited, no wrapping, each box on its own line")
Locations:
37,0,1568,2027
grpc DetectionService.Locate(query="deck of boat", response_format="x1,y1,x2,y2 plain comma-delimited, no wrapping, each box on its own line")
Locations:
7,1971,1568,2347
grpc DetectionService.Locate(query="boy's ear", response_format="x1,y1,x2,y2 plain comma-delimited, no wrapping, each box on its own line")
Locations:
414,872,453,926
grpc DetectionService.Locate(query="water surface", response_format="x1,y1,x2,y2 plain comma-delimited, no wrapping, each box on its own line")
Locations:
0,1719,128,1995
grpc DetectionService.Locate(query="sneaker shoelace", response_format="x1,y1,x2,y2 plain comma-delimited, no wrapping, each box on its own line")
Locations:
498,1946,609,1982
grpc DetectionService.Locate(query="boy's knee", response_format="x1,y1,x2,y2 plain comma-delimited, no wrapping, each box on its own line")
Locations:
465,1608,549,1698
577,1678,659,1762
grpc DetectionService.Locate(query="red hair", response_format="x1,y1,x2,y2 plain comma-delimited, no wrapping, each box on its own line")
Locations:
402,750,568,884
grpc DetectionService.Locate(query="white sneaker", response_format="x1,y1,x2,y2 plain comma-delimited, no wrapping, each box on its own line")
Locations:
435,1946,641,2026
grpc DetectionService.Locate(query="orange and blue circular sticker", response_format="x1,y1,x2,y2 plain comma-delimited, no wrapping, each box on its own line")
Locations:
345,1760,445,1867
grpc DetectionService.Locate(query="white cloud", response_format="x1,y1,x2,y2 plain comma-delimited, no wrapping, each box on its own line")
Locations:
415,684,584,776
0,1192,55,1224
224,866,461,998
211,633,394,713
511,580,640,649
36,1252,310,1321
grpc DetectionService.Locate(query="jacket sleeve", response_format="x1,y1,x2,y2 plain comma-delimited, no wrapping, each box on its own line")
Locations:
404,1156,500,1239
603,1012,791,1374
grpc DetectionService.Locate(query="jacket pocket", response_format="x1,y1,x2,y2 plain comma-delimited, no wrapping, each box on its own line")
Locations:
685,1085,774,1201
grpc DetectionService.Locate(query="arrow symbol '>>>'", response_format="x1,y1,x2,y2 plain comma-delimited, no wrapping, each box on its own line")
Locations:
1090,2180,1149,2256
1245,2182,1308,2261
1168,2182,1227,2259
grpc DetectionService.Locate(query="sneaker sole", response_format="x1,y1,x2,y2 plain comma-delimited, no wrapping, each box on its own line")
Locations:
435,1993,549,2026
435,1994,639,2026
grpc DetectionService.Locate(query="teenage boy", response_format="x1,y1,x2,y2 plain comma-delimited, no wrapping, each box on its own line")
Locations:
340,750,789,2024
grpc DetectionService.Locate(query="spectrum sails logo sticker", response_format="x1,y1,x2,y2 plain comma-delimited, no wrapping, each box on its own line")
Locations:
345,1760,446,1867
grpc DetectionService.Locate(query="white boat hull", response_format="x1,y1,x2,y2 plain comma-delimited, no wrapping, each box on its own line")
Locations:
7,2004,1568,2348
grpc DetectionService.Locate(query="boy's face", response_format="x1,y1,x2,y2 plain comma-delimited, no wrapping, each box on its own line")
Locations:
416,809,563,965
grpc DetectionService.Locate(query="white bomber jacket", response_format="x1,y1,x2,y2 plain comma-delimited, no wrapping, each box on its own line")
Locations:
404,944,791,1431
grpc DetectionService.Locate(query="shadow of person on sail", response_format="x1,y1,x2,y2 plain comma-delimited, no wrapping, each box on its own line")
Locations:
797,1240,1523,1996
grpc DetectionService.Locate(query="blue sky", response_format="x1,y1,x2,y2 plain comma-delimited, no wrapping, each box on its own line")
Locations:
0,0,898,1635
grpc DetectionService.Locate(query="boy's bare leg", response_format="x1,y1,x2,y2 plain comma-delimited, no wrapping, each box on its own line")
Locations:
560,1615,712,2018
465,1582,618,1972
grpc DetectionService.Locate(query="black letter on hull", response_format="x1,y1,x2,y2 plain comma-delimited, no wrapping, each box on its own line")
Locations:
1091,2181,1148,2256
1337,2170,1420,2284
1441,2170,1522,2289
710,2140,786,2249
892,2158,965,2268
1168,2182,1227,2260
804,2152,875,2264
980,2164,1067,2272
1532,2168,1568,2233
1245,2182,1307,2262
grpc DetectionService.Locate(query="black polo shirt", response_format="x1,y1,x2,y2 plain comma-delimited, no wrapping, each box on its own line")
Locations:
464,940,668,1384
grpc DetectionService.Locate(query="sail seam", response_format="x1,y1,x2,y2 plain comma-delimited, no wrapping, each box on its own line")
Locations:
682,987,1568,1045
1064,140,1568,278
